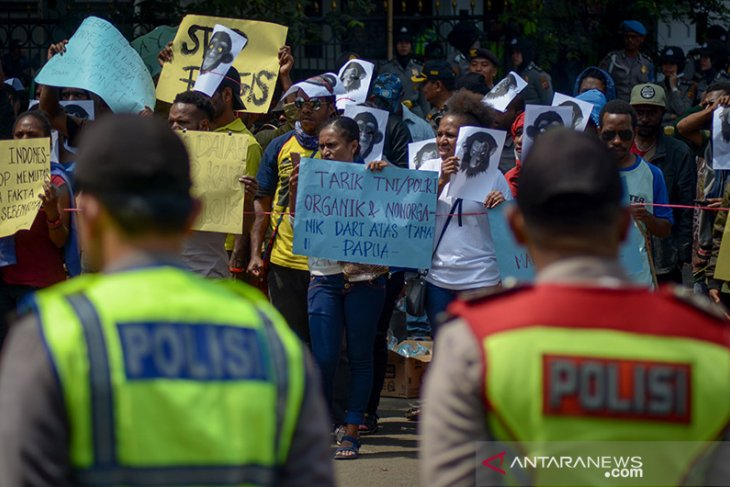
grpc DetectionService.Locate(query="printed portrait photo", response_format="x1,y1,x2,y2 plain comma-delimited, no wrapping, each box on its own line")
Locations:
460,131,498,178
551,92,594,132
409,138,440,172
336,60,375,109
202,31,234,73
521,104,573,160
343,104,389,163
340,61,367,92
446,126,506,202
481,71,528,112
414,142,438,170
354,111,384,161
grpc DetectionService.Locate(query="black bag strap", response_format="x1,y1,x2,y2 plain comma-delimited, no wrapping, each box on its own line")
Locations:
421,198,461,277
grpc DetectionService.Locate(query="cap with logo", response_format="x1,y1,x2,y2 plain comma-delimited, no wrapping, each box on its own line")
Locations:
411,60,456,83
620,20,647,36
468,47,499,66
629,83,667,109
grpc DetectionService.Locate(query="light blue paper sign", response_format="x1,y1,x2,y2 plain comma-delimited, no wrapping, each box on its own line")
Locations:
487,205,536,282
488,204,652,286
35,17,156,113
292,158,438,268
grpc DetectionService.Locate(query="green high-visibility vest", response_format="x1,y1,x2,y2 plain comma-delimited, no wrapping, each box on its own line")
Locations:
34,265,306,486
453,285,730,485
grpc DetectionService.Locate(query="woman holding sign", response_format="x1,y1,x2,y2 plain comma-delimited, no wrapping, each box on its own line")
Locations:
422,90,512,336
291,116,388,460
0,111,76,346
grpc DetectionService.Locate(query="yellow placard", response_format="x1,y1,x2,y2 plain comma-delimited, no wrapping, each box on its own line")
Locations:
179,131,248,234
714,213,730,281
157,15,287,113
0,138,51,238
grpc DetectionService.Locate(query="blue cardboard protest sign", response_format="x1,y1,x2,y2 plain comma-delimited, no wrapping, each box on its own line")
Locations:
35,17,156,113
487,205,536,282
488,204,652,286
292,158,438,269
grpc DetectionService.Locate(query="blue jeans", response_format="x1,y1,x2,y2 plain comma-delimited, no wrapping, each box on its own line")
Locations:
308,274,385,425
425,282,461,338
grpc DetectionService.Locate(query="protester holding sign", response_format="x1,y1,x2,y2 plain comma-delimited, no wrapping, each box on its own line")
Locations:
420,90,512,335
38,40,104,150
0,112,75,346
168,90,245,278
250,75,337,343
290,116,390,460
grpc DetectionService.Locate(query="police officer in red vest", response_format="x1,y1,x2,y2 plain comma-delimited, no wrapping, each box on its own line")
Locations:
420,129,730,487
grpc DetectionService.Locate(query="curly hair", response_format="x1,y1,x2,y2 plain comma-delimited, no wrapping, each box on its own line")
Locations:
173,90,215,122
443,88,495,128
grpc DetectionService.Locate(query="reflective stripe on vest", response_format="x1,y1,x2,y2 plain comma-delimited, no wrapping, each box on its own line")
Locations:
36,267,305,486
480,326,730,484
453,286,730,485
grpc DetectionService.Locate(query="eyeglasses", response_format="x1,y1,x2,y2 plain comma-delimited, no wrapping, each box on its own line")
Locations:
600,129,633,142
294,97,328,111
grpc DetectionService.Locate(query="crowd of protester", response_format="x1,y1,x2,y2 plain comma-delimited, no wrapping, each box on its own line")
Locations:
2,16,730,465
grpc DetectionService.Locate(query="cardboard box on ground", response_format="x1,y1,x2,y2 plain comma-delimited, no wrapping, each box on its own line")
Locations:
381,340,432,399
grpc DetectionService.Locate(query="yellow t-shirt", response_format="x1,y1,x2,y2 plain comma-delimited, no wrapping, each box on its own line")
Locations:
260,133,318,271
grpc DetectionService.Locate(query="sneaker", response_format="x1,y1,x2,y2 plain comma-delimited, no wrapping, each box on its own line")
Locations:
358,414,380,435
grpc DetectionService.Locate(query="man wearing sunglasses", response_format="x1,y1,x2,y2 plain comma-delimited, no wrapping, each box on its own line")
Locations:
250,76,337,344
599,100,673,284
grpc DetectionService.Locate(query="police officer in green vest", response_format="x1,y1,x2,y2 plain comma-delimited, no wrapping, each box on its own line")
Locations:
0,115,334,486
420,129,730,487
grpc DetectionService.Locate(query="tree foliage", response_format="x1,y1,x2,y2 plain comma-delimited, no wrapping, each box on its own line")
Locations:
498,0,730,70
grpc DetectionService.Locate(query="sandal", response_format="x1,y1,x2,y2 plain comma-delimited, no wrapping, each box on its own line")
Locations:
333,424,346,444
405,406,420,421
334,435,361,460
358,414,379,435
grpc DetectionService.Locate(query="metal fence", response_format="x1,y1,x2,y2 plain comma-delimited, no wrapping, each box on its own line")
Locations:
1,4,490,87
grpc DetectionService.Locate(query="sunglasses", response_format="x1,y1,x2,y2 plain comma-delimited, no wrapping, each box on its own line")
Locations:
600,129,633,142
294,97,328,111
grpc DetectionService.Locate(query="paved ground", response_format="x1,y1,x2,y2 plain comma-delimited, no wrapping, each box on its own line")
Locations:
333,398,420,487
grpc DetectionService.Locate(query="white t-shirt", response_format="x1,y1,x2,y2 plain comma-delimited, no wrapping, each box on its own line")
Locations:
308,257,343,276
420,158,513,290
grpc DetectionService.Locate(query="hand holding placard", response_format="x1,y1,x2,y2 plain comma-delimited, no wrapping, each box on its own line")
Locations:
293,158,438,269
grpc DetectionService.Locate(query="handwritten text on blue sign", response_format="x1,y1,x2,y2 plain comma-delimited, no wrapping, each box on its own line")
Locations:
293,158,438,268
